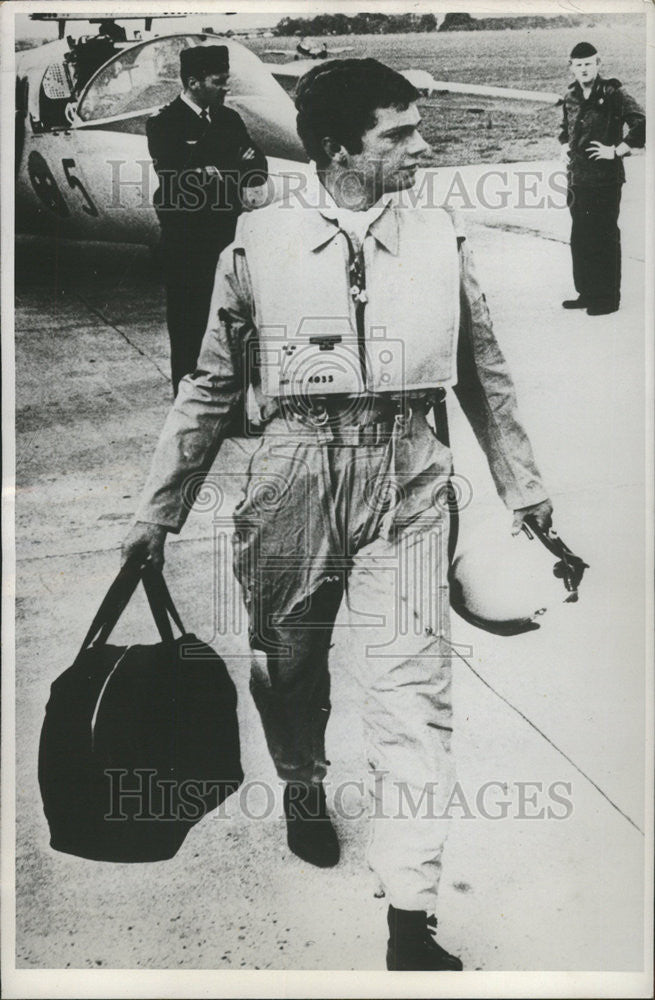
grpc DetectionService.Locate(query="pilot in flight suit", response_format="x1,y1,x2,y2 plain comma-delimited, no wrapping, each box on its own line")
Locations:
124,58,553,970
147,45,267,393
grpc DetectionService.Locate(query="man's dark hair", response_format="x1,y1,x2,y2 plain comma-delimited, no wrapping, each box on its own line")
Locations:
295,58,419,166
179,45,229,86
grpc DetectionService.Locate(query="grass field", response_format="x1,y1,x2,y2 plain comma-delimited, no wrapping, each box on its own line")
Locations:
247,21,646,165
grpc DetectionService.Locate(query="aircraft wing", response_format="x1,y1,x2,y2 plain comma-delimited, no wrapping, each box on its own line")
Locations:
401,69,561,105
263,59,317,80
267,63,560,103
431,80,560,104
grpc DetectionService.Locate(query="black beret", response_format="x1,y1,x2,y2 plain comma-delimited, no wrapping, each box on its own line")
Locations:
179,45,229,79
570,42,598,59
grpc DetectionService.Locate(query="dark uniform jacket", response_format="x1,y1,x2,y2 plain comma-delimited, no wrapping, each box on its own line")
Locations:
146,96,268,242
559,75,645,187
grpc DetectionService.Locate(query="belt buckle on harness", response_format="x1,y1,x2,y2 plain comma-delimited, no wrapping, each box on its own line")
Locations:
308,400,330,427
306,399,333,443
393,408,413,436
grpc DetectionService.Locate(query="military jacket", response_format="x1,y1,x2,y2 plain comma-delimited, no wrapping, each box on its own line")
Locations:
559,75,645,187
146,97,268,234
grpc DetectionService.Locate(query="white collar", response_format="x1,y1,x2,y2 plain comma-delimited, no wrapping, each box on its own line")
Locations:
308,168,395,246
180,91,207,117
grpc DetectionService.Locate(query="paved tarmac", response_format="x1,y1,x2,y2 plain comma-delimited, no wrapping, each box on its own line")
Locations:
11,159,648,975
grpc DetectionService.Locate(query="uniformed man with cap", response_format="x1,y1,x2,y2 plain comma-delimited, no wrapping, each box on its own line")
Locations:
124,58,553,970
559,41,645,316
147,45,268,393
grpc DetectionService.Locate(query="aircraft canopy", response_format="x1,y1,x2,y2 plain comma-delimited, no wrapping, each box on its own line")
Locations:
75,34,306,161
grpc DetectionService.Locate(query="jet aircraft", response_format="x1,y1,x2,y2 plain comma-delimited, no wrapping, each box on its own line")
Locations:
15,14,560,247
15,15,309,245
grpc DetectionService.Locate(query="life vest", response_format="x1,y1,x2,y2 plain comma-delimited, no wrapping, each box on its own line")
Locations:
237,200,460,398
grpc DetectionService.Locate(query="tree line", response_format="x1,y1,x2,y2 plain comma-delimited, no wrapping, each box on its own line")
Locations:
438,12,588,31
273,12,589,36
274,13,439,36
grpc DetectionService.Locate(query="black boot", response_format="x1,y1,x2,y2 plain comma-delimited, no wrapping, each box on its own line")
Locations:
283,782,340,868
386,905,463,971
562,296,588,309
586,300,619,316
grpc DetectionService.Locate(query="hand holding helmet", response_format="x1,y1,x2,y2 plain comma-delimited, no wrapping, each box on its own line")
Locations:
449,503,589,636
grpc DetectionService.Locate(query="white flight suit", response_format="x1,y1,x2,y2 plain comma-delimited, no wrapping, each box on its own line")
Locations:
135,179,548,911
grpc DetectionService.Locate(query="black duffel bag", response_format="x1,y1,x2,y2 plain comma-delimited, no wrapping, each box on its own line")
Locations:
38,562,243,862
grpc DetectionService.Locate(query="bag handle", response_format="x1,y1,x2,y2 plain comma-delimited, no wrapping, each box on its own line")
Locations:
80,561,142,652
79,562,187,653
141,563,186,641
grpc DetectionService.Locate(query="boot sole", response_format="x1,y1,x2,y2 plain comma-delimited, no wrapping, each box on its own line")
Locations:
386,946,464,971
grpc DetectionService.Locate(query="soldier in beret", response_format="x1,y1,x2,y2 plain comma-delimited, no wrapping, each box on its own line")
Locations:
559,41,645,316
147,45,268,392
